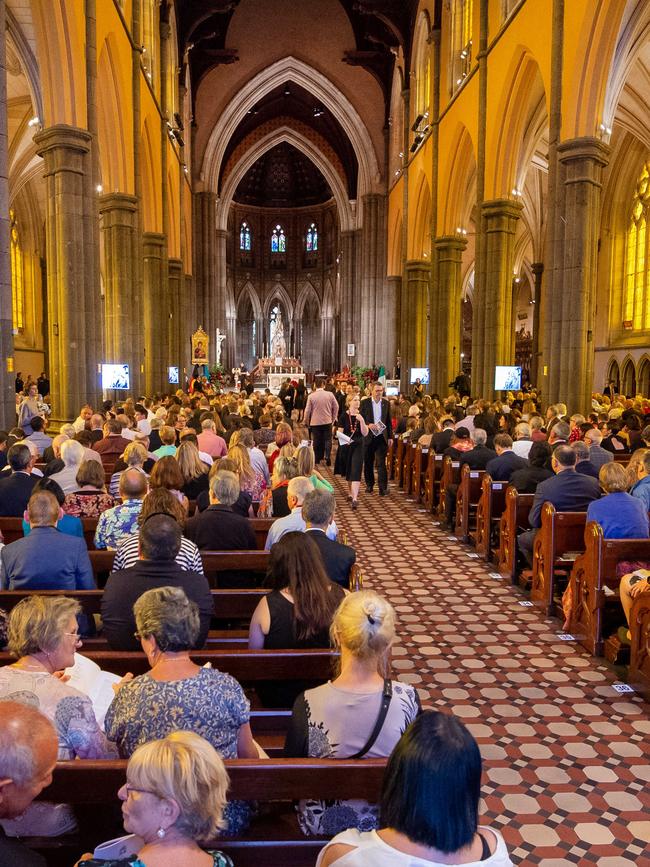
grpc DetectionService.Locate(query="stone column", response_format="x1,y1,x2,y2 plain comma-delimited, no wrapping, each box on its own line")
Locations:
193,191,216,338
474,198,522,397
143,232,167,393
530,262,543,386
339,229,358,367
321,316,335,372
99,194,140,394
34,125,96,421
402,261,430,382
386,276,401,377
0,0,15,427
168,258,183,377
431,236,467,395
358,193,389,367
183,273,193,376
555,137,609,412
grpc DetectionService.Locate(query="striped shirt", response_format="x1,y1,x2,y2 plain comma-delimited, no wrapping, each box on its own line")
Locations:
112,533,204,573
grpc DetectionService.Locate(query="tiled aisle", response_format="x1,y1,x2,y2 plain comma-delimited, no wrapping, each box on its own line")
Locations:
329,469,650,866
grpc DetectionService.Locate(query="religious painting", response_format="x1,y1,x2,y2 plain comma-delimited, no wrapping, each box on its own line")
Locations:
191,327,209,364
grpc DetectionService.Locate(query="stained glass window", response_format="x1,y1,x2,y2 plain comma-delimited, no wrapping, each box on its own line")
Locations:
10,209,24,332
451,0,473,92
624,163,650,330
271,224,286,253
240,221,251,251
306,223,318,252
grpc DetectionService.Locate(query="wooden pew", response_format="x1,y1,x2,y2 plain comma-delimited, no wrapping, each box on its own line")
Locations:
0,647,338,681
567,523,650,656
612,453,629,463
411,445,428,503
32,759,387,867
402,442,416,495
386,438,395,480
530,504,587,614
475,476,507,562
0,516,98,549
437,457,461,520
629,587,650,701
496,488,534,582
394,438,405,487
454,467,485,543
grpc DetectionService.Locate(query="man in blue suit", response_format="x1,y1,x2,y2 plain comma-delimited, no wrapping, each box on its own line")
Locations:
485,434,529,482
517,445,601,567
0,490,95,590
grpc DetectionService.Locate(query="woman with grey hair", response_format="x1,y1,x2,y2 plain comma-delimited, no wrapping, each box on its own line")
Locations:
75,732,233,867
0,595,117,837
105,586,261,834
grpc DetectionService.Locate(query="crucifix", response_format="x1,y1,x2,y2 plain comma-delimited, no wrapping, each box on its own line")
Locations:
216,328,226,365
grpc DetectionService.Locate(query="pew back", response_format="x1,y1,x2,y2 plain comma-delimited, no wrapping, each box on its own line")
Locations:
530,505,587,614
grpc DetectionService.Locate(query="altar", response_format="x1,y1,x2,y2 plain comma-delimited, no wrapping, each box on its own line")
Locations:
268,371,307,394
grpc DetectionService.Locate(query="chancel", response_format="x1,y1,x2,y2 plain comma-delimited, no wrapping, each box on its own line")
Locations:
0,2,649,866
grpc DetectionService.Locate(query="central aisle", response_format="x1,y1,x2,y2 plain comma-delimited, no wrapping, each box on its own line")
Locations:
327,468,650,866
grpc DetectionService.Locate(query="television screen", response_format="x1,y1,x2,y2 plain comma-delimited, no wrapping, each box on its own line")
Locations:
385,379,400,397
494,365,522,391
409,367,429,385
101,363,130,390
168,366,179,385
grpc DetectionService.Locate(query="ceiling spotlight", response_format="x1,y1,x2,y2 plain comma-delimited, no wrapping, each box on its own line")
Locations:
96,184,103,193
313,107,324,118
511,188,522,197
247,107,258,115
283,85,291,97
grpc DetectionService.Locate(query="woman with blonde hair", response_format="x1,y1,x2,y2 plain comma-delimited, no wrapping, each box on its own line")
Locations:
78,731,234,866
295,443,334,492
109,441,149,497
284,590,421,836
228,442,266,505
176,439,210,501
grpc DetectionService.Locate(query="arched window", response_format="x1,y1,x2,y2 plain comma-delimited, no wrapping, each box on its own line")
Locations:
451,0,473,92
10,209,24,333
306,223,318,252
271,224,286,253
240,221,252,251
623,162,649,330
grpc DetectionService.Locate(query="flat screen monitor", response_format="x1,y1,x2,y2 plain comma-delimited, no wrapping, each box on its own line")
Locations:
494,365,522,391
409,367,429,385
101,363,130,390
168,366,179,385
385,379,400,397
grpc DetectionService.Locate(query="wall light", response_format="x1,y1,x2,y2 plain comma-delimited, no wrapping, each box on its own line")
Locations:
96,184,103,194
511,188,522,197
27,116,40,128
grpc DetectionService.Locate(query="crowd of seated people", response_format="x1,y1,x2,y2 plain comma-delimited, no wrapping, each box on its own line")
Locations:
0,383,649,863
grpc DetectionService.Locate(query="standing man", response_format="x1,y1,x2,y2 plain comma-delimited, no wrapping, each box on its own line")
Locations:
303,377,340,466
360,381,392,497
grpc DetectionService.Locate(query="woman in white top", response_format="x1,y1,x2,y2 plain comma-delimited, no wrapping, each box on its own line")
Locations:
316,711,512,867
284,591,420,835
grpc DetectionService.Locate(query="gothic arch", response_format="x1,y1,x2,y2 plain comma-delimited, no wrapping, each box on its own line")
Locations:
201,56,380,202
388,58,406,182
607,357,621,392
5,8,43,122
236,281,262,319
388,209,403,277
638,355,650,395
140,117,161,232
410,172,431,260
603,0,650,139
217,126,352,232
97,34,130,193
264,284,294,322
322,278,335,318
441,123,476,235
621,354,637,395
295,282,320,320
411,10,432,122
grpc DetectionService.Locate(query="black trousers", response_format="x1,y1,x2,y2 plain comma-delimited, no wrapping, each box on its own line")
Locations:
364,436,388,493
517,528,538,568
310,424,332,463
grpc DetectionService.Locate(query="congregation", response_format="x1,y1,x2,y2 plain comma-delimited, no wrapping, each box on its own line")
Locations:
0,377,649,866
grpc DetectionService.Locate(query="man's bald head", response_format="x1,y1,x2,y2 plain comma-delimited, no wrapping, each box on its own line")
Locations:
0,701,58,819
119,467,148,499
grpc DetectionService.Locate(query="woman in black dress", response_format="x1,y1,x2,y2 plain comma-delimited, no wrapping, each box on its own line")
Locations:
294,380,307,421
337,394,368,509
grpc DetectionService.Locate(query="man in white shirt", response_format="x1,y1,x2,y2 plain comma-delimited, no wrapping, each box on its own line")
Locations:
512,422,533,459
265,476,339,549
72,404,93,433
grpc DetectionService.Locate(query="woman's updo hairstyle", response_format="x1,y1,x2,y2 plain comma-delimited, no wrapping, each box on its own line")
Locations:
331,590,395,668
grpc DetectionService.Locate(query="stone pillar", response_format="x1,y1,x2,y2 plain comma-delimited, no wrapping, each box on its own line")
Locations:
530,262,543,386
554,137,609,412
168,258,183,377
339,229,358,367
321,316,335,372
34,125,96,421
358,193,389,367
402,261,430,387
183,273,193,377
0,0,15,427
386,277,401,377
142,232,167,394
99,194,140,394
193,191,216,338
431,236,467,395
474,198,522,397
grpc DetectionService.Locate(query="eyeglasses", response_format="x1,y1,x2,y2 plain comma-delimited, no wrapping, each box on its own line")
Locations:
123,784,159,799
63,631,82,646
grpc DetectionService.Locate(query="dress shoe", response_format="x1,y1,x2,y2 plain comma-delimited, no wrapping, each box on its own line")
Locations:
365,486,374,494
378,489,387,496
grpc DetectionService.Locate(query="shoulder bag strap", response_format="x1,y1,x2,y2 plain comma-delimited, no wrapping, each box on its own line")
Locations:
348,679,393,759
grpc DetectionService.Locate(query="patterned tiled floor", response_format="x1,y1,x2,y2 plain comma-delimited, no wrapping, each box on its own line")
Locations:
329,468,650,866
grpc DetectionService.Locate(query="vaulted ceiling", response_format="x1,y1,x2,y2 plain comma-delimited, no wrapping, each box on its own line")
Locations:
234,142,332,207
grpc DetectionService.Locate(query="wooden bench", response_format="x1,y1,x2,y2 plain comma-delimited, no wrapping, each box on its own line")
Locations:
437,457,461,520
475,476,507,562
401,442,416,495
567,524,650,656
411,445,428,503
0,516,99,549
0,647,338,681
496,488,534,582
31,759,387,867
394,438,405,487
386,438,395,479
530,505,587,614
612,453,629,463
454,467,485,543
629,587,650,701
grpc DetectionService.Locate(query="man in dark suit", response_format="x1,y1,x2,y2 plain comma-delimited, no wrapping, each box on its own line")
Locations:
485,434,529,482
302,490,355,589
360,381,392,496
460,428,496,469
572,441,599,479
431,418,456,453
0,444,38,517
517,445,601,567
101,515,212,650
92,418,131,465
0,490,94,590
185,470,256,550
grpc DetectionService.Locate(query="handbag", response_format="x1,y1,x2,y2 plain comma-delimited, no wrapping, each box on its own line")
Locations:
348,679,393,759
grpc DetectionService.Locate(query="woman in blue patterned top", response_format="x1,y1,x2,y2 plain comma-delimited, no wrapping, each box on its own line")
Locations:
76,731,234,867
105,586,261,834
